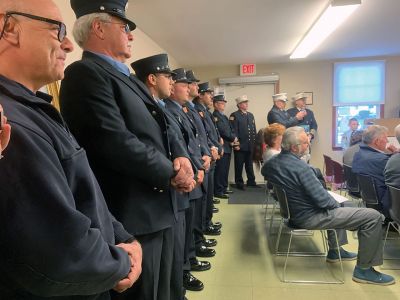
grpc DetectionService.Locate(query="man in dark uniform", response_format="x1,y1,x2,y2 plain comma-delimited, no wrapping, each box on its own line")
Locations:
0,0,141,298
287,92,318,139
229,95,258,189
59,2,195,300
184,72,220,249
267,93,306,127
194,82,223,236
213,94,237,198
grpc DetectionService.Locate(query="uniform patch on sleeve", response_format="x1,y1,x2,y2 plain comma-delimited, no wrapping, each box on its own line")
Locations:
199,111,204,118
182,107,188,113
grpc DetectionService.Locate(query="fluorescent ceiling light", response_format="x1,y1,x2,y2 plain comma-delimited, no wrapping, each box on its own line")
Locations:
290,0,361,59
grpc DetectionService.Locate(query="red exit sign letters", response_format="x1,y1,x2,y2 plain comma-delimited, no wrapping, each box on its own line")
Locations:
240,64,256,76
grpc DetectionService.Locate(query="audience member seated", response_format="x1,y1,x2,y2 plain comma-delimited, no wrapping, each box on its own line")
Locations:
385,124,400,189
262,127,394,285
343,130,363,167
353,125,396,216
262,123,285,164
341,118,359,149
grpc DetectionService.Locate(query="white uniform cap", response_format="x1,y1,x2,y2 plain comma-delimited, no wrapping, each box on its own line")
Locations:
272,93,287,102
235,95,249,105
293,92,307,102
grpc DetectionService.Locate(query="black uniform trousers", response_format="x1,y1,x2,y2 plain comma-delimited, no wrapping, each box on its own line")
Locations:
234,150,256,185
194,174,208,248
170,210,186,300
214,153,231,196
111,227,174,300
206,163,216,226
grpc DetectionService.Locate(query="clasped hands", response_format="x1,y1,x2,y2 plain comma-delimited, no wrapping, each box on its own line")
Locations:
170,157,196,192
113,240,143,293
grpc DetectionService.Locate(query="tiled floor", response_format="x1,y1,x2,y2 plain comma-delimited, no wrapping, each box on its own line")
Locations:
187,199,400,300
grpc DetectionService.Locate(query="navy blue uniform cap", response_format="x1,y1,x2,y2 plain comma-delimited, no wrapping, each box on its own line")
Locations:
70,0,136,30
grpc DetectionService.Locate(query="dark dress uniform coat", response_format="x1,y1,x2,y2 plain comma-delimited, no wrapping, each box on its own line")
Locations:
213,110,236,154
267,106,299,128
229,110,257,185
60,51,189,236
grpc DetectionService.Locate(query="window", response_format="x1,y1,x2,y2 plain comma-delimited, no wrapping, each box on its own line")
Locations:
333,61,385,148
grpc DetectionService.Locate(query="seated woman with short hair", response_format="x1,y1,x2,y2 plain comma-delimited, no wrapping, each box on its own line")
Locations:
262,123,285,164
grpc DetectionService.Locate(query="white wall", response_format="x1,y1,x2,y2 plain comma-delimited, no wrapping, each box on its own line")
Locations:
187,56,400,170
54,0,180,69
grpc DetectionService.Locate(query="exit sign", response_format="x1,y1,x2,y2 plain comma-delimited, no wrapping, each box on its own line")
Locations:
240,64,256,76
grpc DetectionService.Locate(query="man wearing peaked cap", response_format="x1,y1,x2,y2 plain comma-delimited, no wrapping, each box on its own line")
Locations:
60,3,195,299
193,82,224,237
213,95,237,198
131,53,176,83
267,92,306,128
70,0,136,30
164,68,211,295
229,95,258,189
287,92,318,139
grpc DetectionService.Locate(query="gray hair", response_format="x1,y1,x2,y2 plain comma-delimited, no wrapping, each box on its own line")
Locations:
281,126,305,151
362,125,388,145
72,13,111,48
395,124,400,143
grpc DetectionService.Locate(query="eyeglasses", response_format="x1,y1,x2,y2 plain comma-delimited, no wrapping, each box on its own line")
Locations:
102,21,131,33
0,11,67,42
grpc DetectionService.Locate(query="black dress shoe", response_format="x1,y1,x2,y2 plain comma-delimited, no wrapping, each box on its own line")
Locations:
190,259,211,271
203,238,217,247
225,189,234,194
247,182,261,188
236,184,245,190
214,194,229,199
196,245,216,257
213,198,220,204
204,225,221,236
212,207,219,213
210,221,222,229
183,272,204,291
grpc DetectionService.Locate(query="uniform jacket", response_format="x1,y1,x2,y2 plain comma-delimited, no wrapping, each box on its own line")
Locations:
261,150,339,224
193,101,223,154
352,143,391,214
0,75,131,299
213,110,236,154
184,102,211,158
164,99,203,201
229,110,257,152
60,51,189,235
287,107,318,133
267,106,299,128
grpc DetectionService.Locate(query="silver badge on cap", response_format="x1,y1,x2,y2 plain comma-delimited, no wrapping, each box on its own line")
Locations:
100,6,105,10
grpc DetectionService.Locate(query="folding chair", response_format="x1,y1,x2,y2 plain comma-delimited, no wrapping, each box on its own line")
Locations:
331,160,346,194
357,174,379,211
323,155,334,188
343,164,362,206
272,183,344,284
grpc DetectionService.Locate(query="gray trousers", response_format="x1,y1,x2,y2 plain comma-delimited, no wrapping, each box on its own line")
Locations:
295,207,384,268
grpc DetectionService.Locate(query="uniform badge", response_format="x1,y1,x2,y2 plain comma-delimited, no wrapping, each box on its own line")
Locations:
199,111,204,118
229,116,235,121
183,107,188,113
214,117,218,122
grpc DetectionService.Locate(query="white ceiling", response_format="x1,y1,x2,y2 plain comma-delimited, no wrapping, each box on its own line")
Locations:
128,0,400,67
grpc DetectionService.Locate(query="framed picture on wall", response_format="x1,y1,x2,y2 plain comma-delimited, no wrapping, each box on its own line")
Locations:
297,91,313,105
